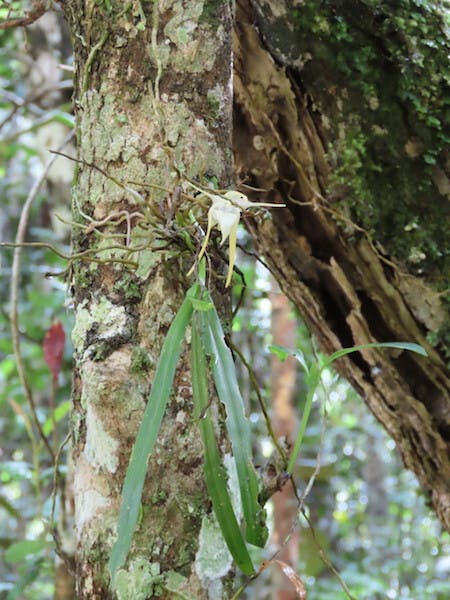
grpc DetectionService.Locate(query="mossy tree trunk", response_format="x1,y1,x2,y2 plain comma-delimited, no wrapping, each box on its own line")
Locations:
61,1,233,597
234,0,449,530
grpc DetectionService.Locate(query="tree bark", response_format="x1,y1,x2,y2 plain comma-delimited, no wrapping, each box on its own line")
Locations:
234,0,450,530
61,1,233,597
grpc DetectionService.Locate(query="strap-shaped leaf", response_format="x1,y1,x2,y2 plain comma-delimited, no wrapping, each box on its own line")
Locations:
191,315,255,575
199,302,267,548
323,341,427,367
109,287,196,587
286,364,320,474
272,341,428,474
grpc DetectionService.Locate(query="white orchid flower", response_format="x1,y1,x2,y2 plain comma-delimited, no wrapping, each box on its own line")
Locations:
187,182,284,287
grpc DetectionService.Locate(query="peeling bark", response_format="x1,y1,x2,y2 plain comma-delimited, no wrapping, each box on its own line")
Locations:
234,0,450,530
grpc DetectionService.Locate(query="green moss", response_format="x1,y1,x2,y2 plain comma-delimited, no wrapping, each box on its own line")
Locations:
90,341,114,361
130,346,154,373
151,490,167,505
199,0,229,25
114,275,142,303
206,87,221,123
274,0,450,283
72,263,96,292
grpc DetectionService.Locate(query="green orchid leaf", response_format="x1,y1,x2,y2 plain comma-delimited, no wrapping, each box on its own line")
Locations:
109,287,195,587
324,342,427,367
200,298,268,548
189,296,214,312
282,341,427,473
191,315,255,575
268,344,309,373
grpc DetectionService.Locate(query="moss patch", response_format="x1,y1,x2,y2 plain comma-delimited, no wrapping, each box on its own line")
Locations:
258,0,449,284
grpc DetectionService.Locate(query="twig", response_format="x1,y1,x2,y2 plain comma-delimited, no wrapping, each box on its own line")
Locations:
0,109,74,145
228,340,287,465
1,241,141,266
9,131,74,462
50,432,75,570
232,266,247,320
82,30,109,93
0,0,47,30
301,508,357,600
0,80,73,131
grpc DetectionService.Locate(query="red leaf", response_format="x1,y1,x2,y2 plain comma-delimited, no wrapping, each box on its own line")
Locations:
43,321,65,381
260,560,307,599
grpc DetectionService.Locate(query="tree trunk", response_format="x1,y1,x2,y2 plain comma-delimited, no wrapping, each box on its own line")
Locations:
61,1,233,597
234,0,450,530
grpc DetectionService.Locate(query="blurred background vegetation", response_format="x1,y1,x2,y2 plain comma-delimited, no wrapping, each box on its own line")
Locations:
0,2,449,599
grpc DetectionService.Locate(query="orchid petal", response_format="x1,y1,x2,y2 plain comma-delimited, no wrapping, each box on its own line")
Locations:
186,182,284,284
187,207,214,277
226,221,238,287
210,198,240,244
223,190,285,210
197,205,215,262
223,190,252,210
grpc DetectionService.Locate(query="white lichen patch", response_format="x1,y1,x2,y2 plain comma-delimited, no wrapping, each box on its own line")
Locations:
195,514,231,587
115,560,163,600
84,403,119,473
75,488,109,533
223,453,243,522
80,351,146,419
164,1,221,73
73,453,115,537
72,298,128,357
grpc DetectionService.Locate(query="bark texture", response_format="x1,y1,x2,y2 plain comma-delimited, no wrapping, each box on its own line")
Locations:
234,0,450,530
62,1,233,597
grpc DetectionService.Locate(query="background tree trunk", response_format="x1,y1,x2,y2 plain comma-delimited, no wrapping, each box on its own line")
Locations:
234,0,450,530
270,287,299,600
61,1,233,597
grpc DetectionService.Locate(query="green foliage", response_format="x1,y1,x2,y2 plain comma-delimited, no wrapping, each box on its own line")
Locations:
280,0,450,282
0,20,74,597
296,386,450,600
2,4,449,598
110,281,270,587
191,315,255,575
270,340,426,474
199,296,268,548
5,539,47,563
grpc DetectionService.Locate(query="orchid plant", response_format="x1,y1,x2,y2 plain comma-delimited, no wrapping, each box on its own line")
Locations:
186,181,284,286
